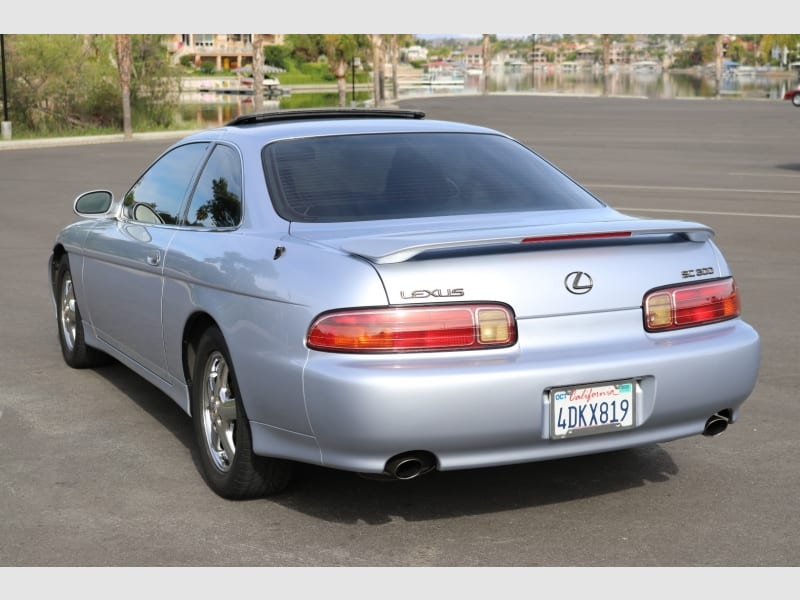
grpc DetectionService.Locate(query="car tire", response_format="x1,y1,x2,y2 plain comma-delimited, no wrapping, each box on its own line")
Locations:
55,256,111,369
191,326,293,499
793,93,800,107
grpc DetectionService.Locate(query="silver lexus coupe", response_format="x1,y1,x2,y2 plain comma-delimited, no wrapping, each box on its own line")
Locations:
49,109,761,499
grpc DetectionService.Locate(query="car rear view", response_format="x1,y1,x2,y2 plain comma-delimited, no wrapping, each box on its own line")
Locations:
53,108,760,500
262,118,760,478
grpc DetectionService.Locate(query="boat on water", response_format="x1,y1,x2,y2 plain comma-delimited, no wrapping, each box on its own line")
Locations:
631,60,661,73
733,65,757,78
193,63,291,97
405,61,466,88
197,76,290,97
505,60,528,71
558,61,582,72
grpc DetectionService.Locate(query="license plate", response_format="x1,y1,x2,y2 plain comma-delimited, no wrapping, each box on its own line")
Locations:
550,380,636,439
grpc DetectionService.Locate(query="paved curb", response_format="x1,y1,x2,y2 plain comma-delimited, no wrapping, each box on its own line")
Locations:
0,129,200,151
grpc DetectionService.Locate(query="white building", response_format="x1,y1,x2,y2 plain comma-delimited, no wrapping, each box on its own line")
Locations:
402,45,429,62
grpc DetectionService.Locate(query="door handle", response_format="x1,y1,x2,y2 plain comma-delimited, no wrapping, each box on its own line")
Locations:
146,250,161,267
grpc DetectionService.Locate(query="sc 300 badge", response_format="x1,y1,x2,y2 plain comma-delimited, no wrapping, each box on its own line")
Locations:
681,267,714,279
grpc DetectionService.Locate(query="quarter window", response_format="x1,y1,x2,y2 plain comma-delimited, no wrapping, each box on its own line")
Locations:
184,145,243,228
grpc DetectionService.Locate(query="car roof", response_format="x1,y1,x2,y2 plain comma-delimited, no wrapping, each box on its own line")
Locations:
225,108,428,126
177,108,504,148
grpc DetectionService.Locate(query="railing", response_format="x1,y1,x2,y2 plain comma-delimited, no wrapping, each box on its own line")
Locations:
172,43,254,55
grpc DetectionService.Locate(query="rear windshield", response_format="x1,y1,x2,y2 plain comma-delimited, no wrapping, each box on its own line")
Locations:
262,132,602,222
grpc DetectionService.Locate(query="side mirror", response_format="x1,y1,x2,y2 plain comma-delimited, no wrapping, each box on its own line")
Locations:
74,190,114,218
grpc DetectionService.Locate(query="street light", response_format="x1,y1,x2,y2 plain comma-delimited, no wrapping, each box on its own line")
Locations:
1,34,11,140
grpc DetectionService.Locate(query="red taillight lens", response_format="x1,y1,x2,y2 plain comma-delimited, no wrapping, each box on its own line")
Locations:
307,304,517,353
522,231,631,244
644,278,740,332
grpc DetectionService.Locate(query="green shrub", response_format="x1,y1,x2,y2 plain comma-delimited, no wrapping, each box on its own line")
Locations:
2,34,181,136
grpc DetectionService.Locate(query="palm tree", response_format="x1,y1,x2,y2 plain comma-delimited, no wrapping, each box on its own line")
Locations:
602,34,610,96
715,34,724,98
390,35,399,100
482,34,491,95
759,34,800,66
370,34,384,107
252,34,265,112
389,34,413,101
323,35,361,108
114,34,132,140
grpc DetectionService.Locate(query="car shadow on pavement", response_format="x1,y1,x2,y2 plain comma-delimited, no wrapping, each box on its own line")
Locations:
92,360,679,525
274,445,678,525
91,360,198,457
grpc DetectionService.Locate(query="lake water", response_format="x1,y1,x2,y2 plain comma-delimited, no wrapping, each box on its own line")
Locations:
176,69,800,129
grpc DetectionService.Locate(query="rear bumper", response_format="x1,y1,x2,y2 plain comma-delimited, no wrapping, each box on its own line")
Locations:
258,311,760,474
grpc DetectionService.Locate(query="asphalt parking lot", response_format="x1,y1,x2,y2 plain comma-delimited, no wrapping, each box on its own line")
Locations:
1,95,798,569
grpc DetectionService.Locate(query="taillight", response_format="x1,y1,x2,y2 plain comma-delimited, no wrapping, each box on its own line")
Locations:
644,278,740,332
307,304,517,353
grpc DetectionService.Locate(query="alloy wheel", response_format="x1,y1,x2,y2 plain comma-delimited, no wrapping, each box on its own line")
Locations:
60,273,77,353
201,351,237,472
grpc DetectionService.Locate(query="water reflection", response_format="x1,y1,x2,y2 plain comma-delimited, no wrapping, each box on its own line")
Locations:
175,91,373,128
451,69,797,100
177,70,799,128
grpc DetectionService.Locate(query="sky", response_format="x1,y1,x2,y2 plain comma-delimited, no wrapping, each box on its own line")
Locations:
9,1,800,34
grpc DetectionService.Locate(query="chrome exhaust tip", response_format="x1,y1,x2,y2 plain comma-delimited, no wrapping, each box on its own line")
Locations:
703,411,731,437
384,452,436,480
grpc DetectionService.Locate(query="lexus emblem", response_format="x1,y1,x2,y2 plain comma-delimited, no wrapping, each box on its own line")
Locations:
565,271,594,295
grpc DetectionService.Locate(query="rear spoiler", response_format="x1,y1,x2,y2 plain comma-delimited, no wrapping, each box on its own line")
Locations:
340,220,714,264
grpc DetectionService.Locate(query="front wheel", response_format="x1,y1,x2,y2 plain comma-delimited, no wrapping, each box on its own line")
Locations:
792,93,800,107
191,326,292,499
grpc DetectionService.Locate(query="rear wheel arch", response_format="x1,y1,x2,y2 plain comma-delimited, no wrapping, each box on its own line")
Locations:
189,322,293,498
182,312,219,394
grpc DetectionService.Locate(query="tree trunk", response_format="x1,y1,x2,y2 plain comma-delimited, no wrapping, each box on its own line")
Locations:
390,34,399,100
334,59,347,107
252,34,265,112
371,34,383,107
603,34,610,96
715,34,724,98
115,35,133,140
482,34,491,95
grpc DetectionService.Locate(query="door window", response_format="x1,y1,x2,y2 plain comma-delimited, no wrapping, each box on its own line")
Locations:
124,143,209,225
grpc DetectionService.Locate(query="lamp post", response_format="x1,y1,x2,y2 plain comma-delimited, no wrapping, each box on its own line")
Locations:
351,57,360,107
1,34,11,140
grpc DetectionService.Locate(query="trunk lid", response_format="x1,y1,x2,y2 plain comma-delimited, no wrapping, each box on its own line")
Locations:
290,209,723,318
